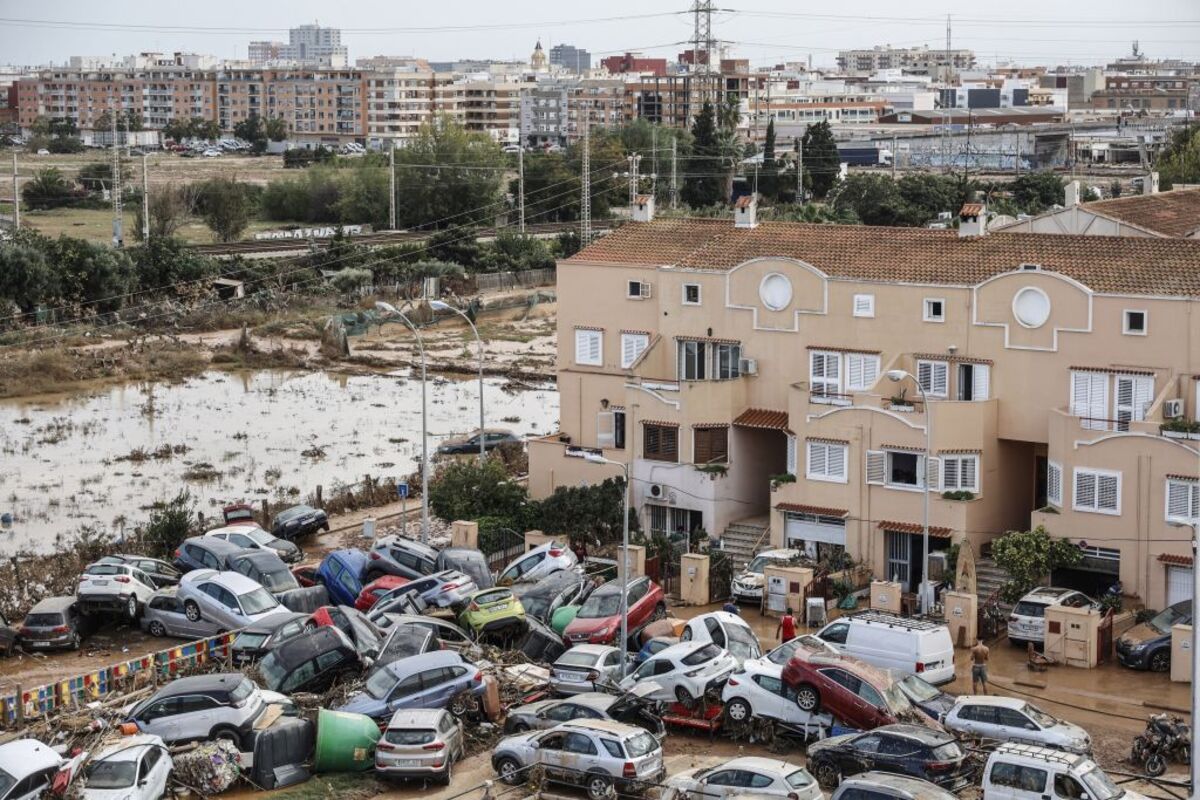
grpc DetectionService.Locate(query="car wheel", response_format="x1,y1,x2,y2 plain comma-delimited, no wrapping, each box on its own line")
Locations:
70,631,82,651
126,595,140,621
184,600,202,623
448,692,475,718
674,685,695,704
812,758,840,789
439,757,454,786
725,698,752,722
652,602,667,621
511,722,530,733
1149,650,1171,673
147,620,166,638
211,727,242,751
586,772,613,800
795,684,820,712
495,756,523,785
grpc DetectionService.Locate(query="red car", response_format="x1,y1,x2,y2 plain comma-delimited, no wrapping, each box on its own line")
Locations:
563,575,665,646
780,648,935,731
354,575,411,611
291,564,320,587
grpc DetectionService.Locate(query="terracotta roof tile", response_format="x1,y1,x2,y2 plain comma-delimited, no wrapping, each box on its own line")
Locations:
1085,188,1200,239
641,420,679,428
1158,553,1194,566
960,203,985,217
777,502,849,517
733,408,789,430
877,520,954,538
735,195,756,208
566,218,1200,296
912,352,994,366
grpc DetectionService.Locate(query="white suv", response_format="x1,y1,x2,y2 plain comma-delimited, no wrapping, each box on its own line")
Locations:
77,562,158,620
730,549,801,604
1008,587,1093,646
981,743,1146,800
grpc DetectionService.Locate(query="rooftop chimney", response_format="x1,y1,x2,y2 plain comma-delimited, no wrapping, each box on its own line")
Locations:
1143,171,1159,195
632,194,655,223
1064,180,1081,208
958,202,987,237
734,194,759,229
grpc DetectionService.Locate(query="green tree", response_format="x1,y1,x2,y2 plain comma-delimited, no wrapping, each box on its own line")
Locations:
0,242,55,313
428,458,528,524
46,236,137,312
47,117,78,138
480,230,555,272
137,492,196,560
77,161,116,193
329,267,373,296
46,137,84,154
196,178,256,242
1009,171,1066,214
801,120,840,199
830,173,908,226
514,151,579,222
394,118,506,229
681,102,724,208
333,165,389,227
991,526,1083,603
264,116,288,142
758,118,783,201
233,115,268,153
767,203,860,225
556,229,581,258
194,118,221,141
533,477,637,545
21,167,77,210
135,182,200,241
1157,126,1200,189
427,227,482,269
128,236,217,290
897,173,969,224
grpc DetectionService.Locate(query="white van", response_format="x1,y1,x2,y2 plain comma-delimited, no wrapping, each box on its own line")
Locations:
814,611,956,685
982,743,1147,800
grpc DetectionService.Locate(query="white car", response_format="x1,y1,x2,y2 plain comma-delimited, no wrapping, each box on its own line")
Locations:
943,696,1091,754
721,659,833,730
1008,587,1093,646
814,611,956,685
77,561,158,620
202,149,221,157
82,735,172,800
35,149,50,156
497,541,578,585
175,569,292,630
549,644,627,695
665,756,822,800
753,634,838,668
680,611,762,665
0,740,65,800
619,641,738,703
730,549,802,604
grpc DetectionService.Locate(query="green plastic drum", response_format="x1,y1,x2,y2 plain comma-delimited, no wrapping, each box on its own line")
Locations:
551,604,580,634
313,708,381,772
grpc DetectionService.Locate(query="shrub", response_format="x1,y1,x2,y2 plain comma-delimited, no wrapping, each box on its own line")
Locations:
991,526,1082,603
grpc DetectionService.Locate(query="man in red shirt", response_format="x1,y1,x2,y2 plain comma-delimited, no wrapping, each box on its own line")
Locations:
776,607,797,643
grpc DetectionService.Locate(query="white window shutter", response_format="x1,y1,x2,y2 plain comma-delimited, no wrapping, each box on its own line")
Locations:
847,356,864,391
961,456,978,492
853,294,875,318
807,442,826,477
932,362,948,397
862,355,880,390
1047,462,1062,506
972,365,990,401
1167,480,1192,520
925,456,941,490
917,361,932,392
942,458,958,491
1072,371,1108,430
1075,470,1096,509
866,450,886,485
575,330,602,366
1098,474,1119,512
1133,376,1153,421
597,411,615,448
621,333,647,368
786,434,798,475
829,445,846,479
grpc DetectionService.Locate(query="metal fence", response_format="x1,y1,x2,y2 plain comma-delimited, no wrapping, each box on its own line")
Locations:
474,268,556,294
479,527,527,574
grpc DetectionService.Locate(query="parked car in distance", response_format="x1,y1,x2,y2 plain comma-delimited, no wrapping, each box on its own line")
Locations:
205,525,301,564
680,611,762,665
511,570,593,624
781,649,922,731
497,540,578,585
258,626,362,694
549,644,628,695
491,719,665,800
436,428,520,455
458,587,526,637
173,536,252,574
806,723,971,791
1116,599,1191,672
376,709,464,785
721,659,833,729
942,696,1091,754
366,536,439,581
226,550,327,612
0,739,66,800
730,549,802,605
230,611,308,665
176,569,290,631
435,546,494,590
355,575,410,611
95,555,180,588
635,635,678,666
889,670,957,720
305,605,384,659
77,561,158,620
831,772,960,800
316,549,369,606
271,504,329,540
82,735,171,800
503,688,665,739
140,589,221,640
1008,587,1093,647
981,743,1145,800
665,756,822,800
815,611,956,685
124,673,264,750
337,651,484,721
620,641,738,703
564,576,665,646
19,596,89,651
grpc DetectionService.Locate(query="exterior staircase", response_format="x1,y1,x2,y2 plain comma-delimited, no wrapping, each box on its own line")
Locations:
720,519,770,572
974,555,1012,614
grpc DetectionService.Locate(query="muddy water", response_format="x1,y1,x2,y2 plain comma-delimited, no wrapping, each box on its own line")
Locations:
0,370,558,554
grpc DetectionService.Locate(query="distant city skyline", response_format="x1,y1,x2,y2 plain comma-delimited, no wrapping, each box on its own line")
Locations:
2,0,1199,68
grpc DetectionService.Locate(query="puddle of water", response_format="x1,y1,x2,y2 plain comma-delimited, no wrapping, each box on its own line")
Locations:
0,370,559,554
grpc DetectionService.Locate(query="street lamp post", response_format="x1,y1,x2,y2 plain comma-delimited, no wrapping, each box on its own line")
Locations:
886,369,933,614
1166,518,1199,789
376,301,430,543
584,452,631,678
430,300,486,464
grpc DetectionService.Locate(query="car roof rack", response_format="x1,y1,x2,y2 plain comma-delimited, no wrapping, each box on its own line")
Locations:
847,610,945,631
995,743,1084,766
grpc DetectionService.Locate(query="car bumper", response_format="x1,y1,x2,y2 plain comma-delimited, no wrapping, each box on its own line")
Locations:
1115,642,1151,669
77,594,129,611
376,755,451,776
20,634,75,650
549,677,597,695
730,584,763,602
920,667,957,686
621,766,666,791
1007,624,1044,643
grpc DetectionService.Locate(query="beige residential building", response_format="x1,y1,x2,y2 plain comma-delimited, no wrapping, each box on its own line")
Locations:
529,204,1200,610
996,184,1200,239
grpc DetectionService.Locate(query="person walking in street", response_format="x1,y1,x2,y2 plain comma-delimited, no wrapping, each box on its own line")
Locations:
776,607,797,643
722,599,740,615
971,638,991,695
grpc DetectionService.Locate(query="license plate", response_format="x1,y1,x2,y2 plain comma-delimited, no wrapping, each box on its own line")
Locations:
30,641,49,648
557,671,586,681
387,758,424,767
92,579,108,586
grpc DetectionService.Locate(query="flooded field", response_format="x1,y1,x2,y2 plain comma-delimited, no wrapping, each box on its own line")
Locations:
0,369,558,553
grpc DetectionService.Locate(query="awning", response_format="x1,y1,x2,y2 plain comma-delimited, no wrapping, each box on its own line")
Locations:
1159,553,1194,567
734,408,789,430
878,520,953,538
777,503,848,518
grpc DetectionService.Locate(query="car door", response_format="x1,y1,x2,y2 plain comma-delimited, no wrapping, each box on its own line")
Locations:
853,680,892,727
135,697,181,741
997,707,1042,746
601,649,622,684
539,701,581,729
535,731,567,778
139,746,169,800
751,672,789,722
872,734,921,779
387,671,424,712
178,694,222,740
626,580,651,627
844,734,883,776
702,768,747,799
987,761,1048,800
562,731,602,779
818,668,869,725
953,704,993,739
704,617,727,648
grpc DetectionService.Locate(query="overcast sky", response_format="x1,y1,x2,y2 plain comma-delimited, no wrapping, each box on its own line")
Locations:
2,1,1199,69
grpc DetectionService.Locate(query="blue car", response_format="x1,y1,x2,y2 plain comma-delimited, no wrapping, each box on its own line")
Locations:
317,549,369,606
635,635,678,666
336,650,484,721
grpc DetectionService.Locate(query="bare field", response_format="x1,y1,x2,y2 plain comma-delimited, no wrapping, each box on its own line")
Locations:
2,150,294,186
16,207,296,244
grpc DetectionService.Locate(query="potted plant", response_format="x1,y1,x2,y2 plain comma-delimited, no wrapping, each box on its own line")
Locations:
696,462,728,477
1161,418,1200,440
889,388,913,412
770,472,796,490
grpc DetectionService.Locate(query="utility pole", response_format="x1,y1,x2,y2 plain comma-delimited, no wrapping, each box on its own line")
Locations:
891,135,897,180
141,152,149,243
795,137,804,204
11,152,19,230
518,146,525,232
111,101,123,248
670,135,678,210
651,126,658,196
580,109,591,246
388,142,396,230
624,153,642,207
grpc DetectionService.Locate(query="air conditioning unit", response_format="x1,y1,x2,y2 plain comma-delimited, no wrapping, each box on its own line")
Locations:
638,282,653,299
1165,398,1184,419
738,357,758,375
648,483,666,499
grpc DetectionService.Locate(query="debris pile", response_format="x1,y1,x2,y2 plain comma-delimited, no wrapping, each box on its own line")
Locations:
172,740,242,795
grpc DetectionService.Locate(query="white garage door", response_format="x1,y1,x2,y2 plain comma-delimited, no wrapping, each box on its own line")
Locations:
1167,566,1193,606
785,513,846,551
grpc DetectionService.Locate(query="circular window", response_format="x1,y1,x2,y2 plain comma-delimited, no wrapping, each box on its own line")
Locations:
1012,286,1051,329
759,273,793,311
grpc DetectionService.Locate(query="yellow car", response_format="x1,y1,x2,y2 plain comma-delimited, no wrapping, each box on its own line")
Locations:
457,587,526,638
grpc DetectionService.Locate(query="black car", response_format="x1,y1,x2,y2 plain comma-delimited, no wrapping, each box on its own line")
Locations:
1117,599,1192,672
309,605,384,659
227,551,328,613
888,671,956,720
231,612,309,665
375,622,440,667
806,724,972,791
258,626,361,694
271,505,330,540
436,546,494,590
18,596,90,652
516,615,567,663
435,429,521,455
510,570,594,624
96,555,181,588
